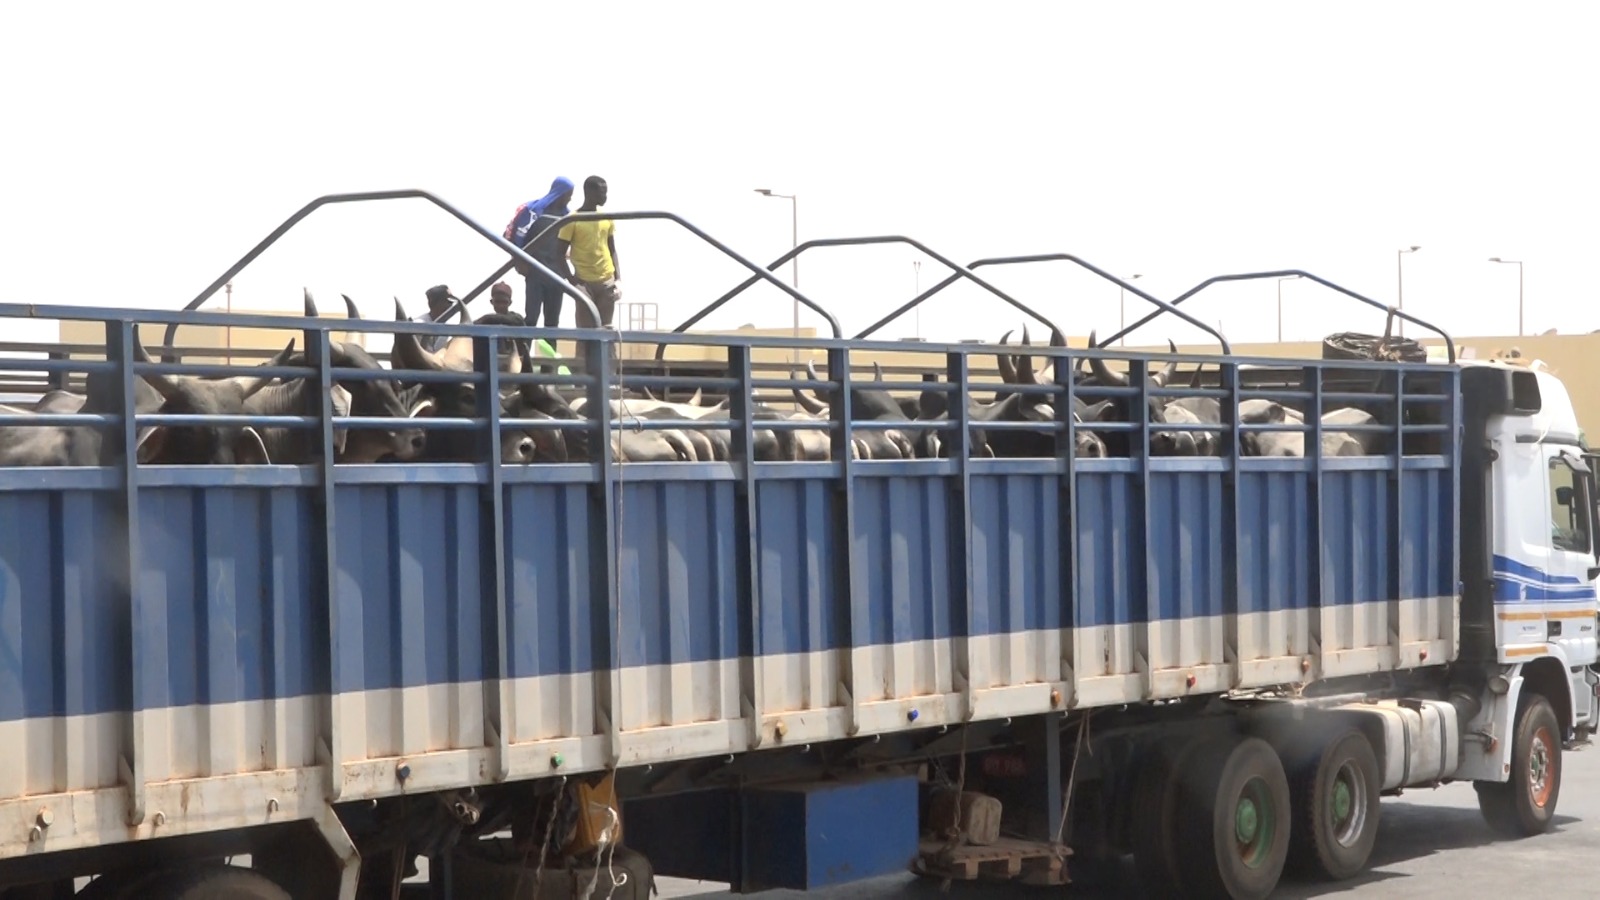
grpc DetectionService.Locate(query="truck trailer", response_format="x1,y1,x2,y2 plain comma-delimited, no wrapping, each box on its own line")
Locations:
0,193,1595,900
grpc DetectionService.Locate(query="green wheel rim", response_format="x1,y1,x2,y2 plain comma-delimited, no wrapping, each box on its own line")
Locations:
1234,777,1276,868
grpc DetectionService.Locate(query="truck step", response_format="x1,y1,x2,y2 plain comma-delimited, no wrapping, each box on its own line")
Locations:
913,838,1071,886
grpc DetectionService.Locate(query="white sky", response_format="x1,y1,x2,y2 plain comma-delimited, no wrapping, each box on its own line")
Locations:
3,1,1597,349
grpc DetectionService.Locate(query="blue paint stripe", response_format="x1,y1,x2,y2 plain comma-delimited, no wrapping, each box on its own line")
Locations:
1491,555,1597,604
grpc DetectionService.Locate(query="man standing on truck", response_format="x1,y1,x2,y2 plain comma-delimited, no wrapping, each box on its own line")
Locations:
413,284,462,353
558,175,620,368
504,175,576,328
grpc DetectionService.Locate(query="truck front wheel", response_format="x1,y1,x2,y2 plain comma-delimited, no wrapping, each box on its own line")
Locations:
1476,693,1562,838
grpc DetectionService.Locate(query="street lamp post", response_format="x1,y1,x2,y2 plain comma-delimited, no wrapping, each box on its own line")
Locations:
1396,245,1420,337
1489,257,1525,336
1118,273,1144,346
755,189,799,355
1276,275,1301,344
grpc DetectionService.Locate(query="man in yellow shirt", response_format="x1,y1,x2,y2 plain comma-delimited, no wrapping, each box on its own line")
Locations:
557,175,621,332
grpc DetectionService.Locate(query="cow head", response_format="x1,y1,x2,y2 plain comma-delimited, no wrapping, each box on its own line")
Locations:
129,328,291,465
303,291,426,462
1080,332,1196,456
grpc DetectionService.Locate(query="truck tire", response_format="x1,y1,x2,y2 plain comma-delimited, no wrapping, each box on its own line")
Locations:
1175,736,1291,900
141,867,292,900
1476,693,1562,838
1129,736,1195,899
1287,728,1380,881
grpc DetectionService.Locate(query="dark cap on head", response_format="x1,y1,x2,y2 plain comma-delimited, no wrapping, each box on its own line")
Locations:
490,282,512,301
425,284,450,306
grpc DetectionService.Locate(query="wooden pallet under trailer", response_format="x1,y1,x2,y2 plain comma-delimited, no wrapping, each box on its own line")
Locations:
913,838,1071,886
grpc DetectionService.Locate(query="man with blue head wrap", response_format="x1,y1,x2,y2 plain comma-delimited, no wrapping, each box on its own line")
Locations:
504,176,576,327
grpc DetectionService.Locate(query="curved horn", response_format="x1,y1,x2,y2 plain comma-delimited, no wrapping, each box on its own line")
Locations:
232,339,298,399
1084,330,1129,388
1050,327,1067,348
1015,325,1037,384
303,289,318,318
688,387,703,406
996,330,1018,384
792,365,828,415
873,362,884,382
342,294,361,320
391,297,443,371
130,326,182,400
1152,340,1179,387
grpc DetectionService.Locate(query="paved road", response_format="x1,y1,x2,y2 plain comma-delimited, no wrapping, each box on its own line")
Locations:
655,741,1600,899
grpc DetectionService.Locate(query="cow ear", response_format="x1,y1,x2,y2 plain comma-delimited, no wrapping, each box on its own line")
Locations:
1265,402,1287,424
1024,402,1054,422
236,427,272,465
409,397,438,418
135,427,168,463
331,385,353,418
1085,400,1114,421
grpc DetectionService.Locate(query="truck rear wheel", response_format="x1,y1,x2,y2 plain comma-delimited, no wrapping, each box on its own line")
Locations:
1129,736,1195,898
142,867,291,900
1476,693,1562,838
1287,729,1380,881
1176,736,1291,900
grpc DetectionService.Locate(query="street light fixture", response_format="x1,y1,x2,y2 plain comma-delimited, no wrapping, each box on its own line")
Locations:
1276,275,1301,343
1118,274,1144,346
1489,257,1525,336
1397,245,1421,338
754,189,800,356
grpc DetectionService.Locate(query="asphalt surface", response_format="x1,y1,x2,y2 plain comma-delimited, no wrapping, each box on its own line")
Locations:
653,740,1600,900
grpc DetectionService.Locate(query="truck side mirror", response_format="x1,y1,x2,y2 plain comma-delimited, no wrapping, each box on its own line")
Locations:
1557,486,1575,507
1589,566,1600,582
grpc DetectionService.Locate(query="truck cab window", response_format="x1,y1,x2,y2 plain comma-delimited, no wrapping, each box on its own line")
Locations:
1549,458,1591,555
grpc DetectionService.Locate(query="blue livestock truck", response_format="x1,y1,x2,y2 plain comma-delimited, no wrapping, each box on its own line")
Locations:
0,192,1597,900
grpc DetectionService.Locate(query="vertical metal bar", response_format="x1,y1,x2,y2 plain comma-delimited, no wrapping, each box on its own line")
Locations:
1223,361,1242,685
729,346,765,750
310,327,344,799
1016,715,1062,842
1389,369,1406,665
1448,367,1463,659
1306,365,1325,668
827,348,862,735
1053,352,1077,704
946,352,975,722
107,321,146,826
474,336,510,780
587,338,622,765
1135,360,1154,698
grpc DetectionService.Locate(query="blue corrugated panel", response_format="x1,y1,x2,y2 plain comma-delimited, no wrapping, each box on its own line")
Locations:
1400,470,1451,599
333,484,486,694
969,474,1060,636
616,482,741,667
1148,472,1226,621
1074,471,1143,626
0,492,129,721
1322,471,1392,605
1237,472,1314,614
136,487,324,708
503,483,598,678
852,476,957,646
756,479,843,658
